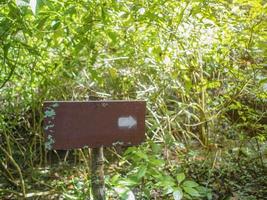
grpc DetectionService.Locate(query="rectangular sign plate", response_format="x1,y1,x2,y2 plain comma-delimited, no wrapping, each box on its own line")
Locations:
43,101,146,150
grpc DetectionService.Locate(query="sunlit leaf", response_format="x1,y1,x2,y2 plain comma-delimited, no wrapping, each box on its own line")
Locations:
29,0,37,14
182,180,199,188
176,173,185,184
114,187,136,200
16,0,28,6
173,189,183,200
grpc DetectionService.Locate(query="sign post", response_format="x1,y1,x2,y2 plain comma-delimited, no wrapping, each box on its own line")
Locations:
91,147,105,200
43,101,146,199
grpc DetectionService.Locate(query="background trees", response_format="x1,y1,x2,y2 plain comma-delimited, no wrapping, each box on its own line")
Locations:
0,0,266,199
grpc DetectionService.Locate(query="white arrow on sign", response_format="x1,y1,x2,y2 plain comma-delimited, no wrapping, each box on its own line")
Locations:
118,116,137,129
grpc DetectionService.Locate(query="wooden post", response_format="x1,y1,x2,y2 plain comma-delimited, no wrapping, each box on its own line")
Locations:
91,146,105,200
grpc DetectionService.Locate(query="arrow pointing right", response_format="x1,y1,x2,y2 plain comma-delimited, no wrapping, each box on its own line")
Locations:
118,116,137,129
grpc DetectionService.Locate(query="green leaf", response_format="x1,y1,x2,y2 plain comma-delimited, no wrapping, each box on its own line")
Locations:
135,151,148,160
173,189,183,200
107,31,117,43
51,20,61,30
36,16,49,30
259,77,267,85
136,166,147,179
183,187,200,197
110,174,120,184
118,178,138,187
156,175,176,188
196,186,212,199
149,157,165,166
182,180,199,188
176,173,185,184
114,187,136,200
109,68,118,79
151,143,161,154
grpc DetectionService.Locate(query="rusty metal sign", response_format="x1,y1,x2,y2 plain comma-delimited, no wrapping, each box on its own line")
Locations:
43,101,146,150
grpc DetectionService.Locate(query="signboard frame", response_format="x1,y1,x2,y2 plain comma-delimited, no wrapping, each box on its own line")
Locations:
43,100,146,150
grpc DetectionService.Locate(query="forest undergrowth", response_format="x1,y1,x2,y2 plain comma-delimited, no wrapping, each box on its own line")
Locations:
0,0,266,199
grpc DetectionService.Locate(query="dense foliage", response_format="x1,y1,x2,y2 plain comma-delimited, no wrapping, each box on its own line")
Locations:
0,0,266,199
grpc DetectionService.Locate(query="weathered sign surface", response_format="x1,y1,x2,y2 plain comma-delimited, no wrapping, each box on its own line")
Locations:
43,101,146,150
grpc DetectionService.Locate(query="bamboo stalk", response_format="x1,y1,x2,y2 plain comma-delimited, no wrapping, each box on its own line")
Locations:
0,146,26,198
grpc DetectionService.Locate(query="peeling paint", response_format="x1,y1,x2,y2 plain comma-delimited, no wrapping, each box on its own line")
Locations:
112,141,124,146
45,134,55,150
44,124,54,130
51,103,59,108
101,102,108,107
44,109,56,118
